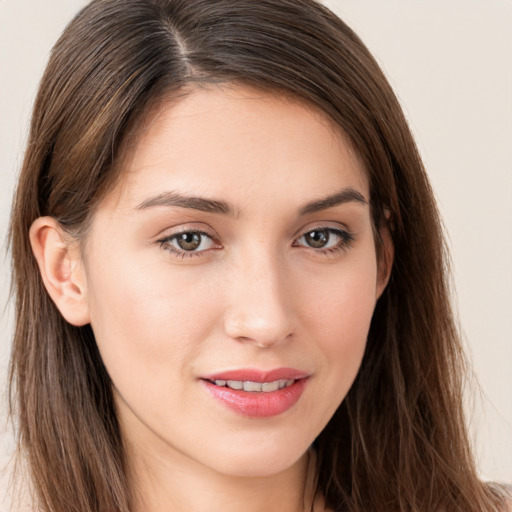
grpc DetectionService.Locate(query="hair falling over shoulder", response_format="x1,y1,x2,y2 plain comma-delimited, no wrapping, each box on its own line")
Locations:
7,0,510,511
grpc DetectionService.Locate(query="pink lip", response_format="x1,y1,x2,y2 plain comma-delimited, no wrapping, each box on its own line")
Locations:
200,367,309,418
203,367,309,382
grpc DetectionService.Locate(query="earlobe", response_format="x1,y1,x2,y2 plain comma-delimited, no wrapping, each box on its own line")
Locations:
29,217,90,326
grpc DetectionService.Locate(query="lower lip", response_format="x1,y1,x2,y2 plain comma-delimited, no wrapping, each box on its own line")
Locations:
201,378,308,418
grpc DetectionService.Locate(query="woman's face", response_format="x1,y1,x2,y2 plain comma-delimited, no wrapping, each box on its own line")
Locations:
81,86,389,478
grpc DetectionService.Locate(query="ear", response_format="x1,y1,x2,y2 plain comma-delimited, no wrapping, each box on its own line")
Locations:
375,217,394,300
29,217,90,326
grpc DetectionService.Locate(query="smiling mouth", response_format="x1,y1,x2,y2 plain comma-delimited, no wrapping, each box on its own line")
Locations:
201,373,308,417
207,378,296,392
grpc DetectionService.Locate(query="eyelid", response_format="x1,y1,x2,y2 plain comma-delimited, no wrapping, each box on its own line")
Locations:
153,221,218,239
292,224,355,254
155,222,355,260
156,225,222,258
292,221,352,240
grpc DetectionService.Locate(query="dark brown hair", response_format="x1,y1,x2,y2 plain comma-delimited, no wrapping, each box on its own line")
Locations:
8,0,509,511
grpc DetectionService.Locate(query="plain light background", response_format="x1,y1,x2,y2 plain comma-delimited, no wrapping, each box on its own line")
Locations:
1,0,511,504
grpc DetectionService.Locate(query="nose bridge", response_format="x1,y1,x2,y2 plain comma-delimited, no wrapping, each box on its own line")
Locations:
224,244,295,347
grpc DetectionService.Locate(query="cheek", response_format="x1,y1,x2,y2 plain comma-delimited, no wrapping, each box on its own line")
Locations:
85,249,219,389
300,251,378,385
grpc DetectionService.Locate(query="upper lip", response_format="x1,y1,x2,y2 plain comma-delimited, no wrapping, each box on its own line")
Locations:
202,368,309,383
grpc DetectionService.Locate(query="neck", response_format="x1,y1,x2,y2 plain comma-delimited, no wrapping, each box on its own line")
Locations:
127,441,317,512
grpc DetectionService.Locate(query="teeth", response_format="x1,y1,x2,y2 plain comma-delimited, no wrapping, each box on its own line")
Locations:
213,379,296,392
226,380,243,390
243,381,262,392
261,381,279,392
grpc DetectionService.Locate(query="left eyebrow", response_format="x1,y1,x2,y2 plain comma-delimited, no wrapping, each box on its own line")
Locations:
298,187,368,216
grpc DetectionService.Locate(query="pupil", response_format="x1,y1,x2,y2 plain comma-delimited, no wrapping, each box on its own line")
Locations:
306,230,328,248
177,233,201,251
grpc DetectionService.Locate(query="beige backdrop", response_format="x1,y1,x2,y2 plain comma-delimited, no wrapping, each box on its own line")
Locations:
1,0,511,504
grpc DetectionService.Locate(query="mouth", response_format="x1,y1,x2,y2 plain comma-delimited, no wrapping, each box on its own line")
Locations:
200,368,309,418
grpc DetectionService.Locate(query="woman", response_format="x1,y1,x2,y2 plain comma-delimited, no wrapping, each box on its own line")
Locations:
7,0,510,511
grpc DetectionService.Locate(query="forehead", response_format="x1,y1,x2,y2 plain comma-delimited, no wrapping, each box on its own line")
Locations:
104,85,368,211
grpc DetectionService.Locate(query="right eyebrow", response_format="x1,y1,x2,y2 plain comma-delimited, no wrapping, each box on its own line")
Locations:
135,191,237,217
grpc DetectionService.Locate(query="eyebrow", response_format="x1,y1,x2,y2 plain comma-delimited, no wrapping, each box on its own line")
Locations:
298,187,368,215
136,191,235,216
135,187,368,216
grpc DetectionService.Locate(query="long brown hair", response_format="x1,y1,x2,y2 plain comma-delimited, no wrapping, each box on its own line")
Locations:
8,0,508,511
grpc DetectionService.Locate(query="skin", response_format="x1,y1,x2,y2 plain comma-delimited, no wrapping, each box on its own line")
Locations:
30,86,393,512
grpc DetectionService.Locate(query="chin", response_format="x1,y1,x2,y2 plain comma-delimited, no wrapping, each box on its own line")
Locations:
197,433,312,478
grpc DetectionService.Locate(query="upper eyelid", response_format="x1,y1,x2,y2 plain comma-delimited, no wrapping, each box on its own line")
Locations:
155,224,219,241
158,230,218,247
292,222,352,240
157,230,220,259
155,223,353,246
294,226,352,243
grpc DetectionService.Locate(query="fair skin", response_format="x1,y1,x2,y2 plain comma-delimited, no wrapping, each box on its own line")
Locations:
30,86,393,512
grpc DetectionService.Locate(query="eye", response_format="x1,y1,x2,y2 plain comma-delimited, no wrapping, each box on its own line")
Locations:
294,227,353,252
157,230,218,257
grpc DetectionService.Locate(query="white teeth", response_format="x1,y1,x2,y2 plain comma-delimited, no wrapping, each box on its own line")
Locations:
243,381,262,392
226,380,243,390
213,379,296,392
261,381,280,392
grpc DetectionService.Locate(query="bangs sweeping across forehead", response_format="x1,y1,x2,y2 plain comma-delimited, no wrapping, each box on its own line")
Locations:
8,1,509,511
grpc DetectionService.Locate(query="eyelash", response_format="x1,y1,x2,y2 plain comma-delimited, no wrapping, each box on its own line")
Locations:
157,226,355,259
293,227,354,255
157,229,219,259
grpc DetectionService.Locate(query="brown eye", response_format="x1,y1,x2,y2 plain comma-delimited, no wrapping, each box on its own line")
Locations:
294,227,354,253
303,229,330,248
176,232,202,251
159,230,217,256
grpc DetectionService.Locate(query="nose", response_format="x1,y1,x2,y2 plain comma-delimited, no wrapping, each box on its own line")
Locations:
223,251,296,348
